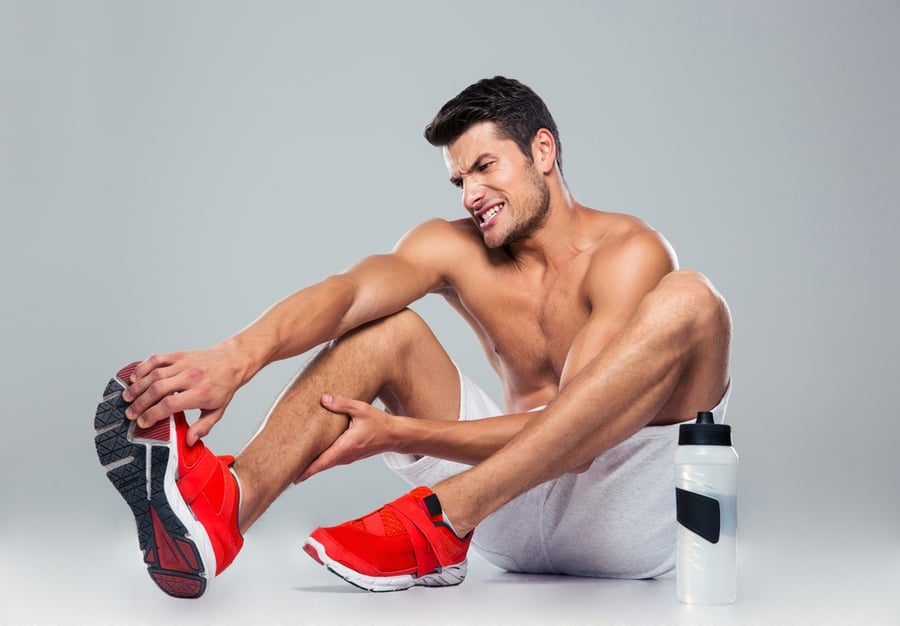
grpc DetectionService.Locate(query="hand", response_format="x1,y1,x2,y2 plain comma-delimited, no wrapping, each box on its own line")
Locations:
122,346,247,446
294,393,400,483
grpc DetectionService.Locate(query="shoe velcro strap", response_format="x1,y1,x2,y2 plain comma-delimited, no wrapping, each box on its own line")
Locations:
385,497,441,578
176,450,221,505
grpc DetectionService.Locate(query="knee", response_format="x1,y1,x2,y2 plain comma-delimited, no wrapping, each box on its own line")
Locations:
651,270,731,340
330,308,430,354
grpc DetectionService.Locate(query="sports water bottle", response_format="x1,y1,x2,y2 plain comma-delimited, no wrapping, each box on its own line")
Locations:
674,410,738,604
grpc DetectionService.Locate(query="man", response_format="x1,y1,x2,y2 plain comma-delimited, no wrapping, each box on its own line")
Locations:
93,76,731,598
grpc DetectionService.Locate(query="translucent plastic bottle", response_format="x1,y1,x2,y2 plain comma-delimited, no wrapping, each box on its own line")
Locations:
674,411,738,604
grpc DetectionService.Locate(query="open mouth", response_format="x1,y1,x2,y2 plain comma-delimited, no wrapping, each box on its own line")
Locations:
478,202,504,227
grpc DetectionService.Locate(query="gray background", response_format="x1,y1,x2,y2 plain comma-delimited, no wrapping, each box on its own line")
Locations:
1,1,898,624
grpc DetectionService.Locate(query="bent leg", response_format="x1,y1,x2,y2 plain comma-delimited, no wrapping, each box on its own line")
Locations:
233,309,460,532
435,269,732,534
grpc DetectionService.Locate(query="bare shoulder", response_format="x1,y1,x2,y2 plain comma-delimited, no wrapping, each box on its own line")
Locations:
580,210,678,294
584,210,675,262
394,217,483,255
391,217,489,281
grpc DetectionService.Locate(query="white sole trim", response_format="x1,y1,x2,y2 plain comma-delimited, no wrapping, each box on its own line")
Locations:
302,537,467,592
162,416,218,580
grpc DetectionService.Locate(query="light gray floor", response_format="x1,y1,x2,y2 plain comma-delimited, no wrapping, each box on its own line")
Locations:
2,495,897,625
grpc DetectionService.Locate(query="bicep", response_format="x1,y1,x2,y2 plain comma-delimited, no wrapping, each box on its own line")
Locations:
336,220,457,332
339,254,439,325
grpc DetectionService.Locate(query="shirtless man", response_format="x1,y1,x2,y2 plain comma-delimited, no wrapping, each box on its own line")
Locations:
93,76,731,598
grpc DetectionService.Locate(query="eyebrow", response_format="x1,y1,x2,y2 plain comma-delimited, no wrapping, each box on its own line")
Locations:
449,152,494,188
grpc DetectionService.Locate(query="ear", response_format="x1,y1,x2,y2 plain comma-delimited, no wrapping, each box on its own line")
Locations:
531,128,557,175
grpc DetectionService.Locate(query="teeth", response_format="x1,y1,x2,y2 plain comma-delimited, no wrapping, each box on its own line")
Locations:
481,204,502,223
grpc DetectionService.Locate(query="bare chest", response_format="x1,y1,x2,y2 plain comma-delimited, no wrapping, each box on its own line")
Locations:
448,270,590,394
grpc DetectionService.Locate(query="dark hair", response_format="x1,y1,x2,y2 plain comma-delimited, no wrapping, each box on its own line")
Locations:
424,76,562,172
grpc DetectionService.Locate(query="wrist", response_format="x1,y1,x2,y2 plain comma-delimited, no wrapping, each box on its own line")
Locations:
391,415,418,456
216,335,266,387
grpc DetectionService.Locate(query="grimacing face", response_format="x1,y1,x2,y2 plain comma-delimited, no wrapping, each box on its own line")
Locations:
444,122,550,249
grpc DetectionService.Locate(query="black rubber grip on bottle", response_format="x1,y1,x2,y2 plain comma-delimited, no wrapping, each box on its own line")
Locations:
676,488,721,544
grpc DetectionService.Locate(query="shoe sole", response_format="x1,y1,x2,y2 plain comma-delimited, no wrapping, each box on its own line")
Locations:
93,363,216,598
301,536,467,592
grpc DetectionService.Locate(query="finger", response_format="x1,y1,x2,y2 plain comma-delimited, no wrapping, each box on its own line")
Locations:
126,368,199,422
124,353,180,400
133,351,189,380
293,459,323,484
294,457,325,483
297,426,360,483
320,393,367,416
124,361,180,408
294,442,345,483
186,408,224,446
133,383,216,428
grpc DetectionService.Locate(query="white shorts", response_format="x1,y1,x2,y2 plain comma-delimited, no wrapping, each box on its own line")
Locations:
383,367,730,579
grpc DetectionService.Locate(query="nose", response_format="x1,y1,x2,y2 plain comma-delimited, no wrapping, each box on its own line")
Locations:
462,179,485,212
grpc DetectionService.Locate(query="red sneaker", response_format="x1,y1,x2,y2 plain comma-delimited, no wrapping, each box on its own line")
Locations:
302,486,471,592
94,362,243,598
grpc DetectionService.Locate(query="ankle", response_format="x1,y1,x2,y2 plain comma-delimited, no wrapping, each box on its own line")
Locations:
229,463,253,534
432,486,475,537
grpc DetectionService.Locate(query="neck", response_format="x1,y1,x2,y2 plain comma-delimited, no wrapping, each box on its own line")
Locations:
506,180,584,271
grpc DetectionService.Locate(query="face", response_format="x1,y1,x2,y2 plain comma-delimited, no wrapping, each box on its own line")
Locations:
443,122,550,248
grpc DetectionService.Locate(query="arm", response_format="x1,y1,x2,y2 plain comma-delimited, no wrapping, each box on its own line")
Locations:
298,230,677,478
295,394,539,482
123,219,455,444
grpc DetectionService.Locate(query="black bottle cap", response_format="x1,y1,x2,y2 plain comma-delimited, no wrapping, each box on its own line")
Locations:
678,411,732,446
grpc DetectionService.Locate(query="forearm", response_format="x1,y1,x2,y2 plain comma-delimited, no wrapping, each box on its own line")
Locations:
225,250,440,385
224,275,358,384
395,411,539,465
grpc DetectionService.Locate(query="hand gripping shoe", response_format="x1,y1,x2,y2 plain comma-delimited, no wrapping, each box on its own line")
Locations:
302,486,471,592
93,362,243,598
